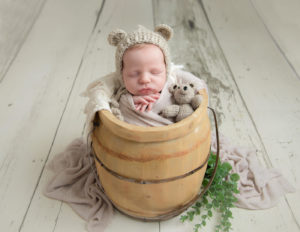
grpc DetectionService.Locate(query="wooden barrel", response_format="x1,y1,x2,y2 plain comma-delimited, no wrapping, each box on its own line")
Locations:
92,89,211,219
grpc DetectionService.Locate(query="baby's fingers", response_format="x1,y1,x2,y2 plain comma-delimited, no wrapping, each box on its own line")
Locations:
140,104,148,112
144,96,157,102
147,103,153,112
135,104,142,111
133,96,148,104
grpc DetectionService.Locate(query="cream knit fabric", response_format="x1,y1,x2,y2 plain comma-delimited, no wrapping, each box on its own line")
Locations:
107,24,173,85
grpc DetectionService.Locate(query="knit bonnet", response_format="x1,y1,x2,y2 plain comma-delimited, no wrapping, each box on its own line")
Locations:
107,24,173,85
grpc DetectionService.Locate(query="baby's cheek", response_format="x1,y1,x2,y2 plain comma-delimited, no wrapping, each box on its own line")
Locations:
158,76,167,89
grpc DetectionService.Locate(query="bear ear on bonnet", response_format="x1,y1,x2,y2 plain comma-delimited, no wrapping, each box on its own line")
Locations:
155,24,173,41
107,29,127,46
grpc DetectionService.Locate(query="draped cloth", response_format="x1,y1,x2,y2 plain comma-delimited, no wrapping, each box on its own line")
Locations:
44,138,113,232
211,133,295,209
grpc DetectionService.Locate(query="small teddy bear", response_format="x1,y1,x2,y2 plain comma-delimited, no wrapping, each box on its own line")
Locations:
161,83,202,122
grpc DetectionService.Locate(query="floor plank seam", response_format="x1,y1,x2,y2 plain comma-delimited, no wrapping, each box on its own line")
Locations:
0,0,47,84
92,0,106,33
249,0,300,82
51,202,63,232
284,197,300,229
199,0,274,168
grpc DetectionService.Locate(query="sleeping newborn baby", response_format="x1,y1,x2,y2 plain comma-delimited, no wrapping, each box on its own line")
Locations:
107,24,208,126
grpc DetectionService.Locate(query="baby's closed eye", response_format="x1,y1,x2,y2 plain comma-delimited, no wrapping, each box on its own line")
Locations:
150,69,163,75
129,71,140,77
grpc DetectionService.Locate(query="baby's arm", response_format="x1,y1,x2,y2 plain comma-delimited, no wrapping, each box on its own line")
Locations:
132,93,160,112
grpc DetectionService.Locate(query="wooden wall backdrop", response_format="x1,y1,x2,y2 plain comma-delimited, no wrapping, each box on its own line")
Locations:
0,0,299,231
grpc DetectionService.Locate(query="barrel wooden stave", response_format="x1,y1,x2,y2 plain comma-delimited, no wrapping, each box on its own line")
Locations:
95,162,207,217
92,115,210,180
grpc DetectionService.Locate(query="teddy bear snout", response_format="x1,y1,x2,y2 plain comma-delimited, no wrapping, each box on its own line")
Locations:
179,85,189,94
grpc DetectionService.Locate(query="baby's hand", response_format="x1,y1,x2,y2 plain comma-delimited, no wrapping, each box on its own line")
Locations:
132,93,160,112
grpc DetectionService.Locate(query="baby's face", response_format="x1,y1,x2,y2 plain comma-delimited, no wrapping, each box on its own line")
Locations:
122,44,166,96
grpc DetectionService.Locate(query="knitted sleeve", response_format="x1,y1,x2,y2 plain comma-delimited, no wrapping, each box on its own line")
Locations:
80,72,121,137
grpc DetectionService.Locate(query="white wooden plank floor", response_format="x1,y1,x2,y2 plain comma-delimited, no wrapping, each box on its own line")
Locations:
0,0,299,231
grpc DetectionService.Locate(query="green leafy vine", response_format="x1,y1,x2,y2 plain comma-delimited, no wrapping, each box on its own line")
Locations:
180,152,240,232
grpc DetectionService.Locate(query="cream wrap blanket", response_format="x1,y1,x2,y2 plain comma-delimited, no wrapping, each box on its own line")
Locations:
44,64,295,232
117,68,207,126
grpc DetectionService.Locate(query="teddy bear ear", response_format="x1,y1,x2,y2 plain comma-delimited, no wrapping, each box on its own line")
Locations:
189,83,198,94
155,24,173,41
169,84,178,93
107,29,127,46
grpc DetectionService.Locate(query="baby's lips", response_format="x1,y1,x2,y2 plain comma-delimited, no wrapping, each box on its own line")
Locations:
138,88,154,95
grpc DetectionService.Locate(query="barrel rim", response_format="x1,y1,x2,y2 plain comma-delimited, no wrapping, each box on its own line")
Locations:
96,89,208,142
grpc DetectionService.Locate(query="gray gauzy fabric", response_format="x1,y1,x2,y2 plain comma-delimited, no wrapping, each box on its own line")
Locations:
44,138,113,232
211,133,295,209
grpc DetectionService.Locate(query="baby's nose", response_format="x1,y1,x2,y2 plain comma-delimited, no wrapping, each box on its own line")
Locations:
139,73,151,83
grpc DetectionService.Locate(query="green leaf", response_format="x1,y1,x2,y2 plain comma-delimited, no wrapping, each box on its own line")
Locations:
217,192,225,201
180,215,188,222
227,211,233,218
195,224,201,228
194,224,201,232
206,203,212,209
222,162,232,173
233,188,240,194
191,206,200,215
212,200,219,208
208,210,213,217
230,173,240,182
202,179,209,186
208,157,216,166
226,221,232,227
187,211,194,221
